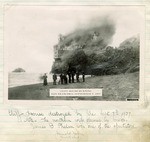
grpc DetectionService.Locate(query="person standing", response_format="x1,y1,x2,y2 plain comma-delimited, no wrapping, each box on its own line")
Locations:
68,71,72,83
76,71,80,82
71,71,75,83
53,73,57,85
43,73,48,86
82,71,85,82
64,74,68,84
60,73,63,84
62,74,65,84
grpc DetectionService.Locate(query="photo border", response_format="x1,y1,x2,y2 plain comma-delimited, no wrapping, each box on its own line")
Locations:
2,3,146,109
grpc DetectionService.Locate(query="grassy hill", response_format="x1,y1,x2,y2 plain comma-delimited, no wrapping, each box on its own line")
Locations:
9,72,139,101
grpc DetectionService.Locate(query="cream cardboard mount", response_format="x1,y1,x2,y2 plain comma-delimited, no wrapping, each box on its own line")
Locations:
0,2,150,142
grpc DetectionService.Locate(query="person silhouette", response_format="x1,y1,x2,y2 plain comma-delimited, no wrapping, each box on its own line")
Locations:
60,73,63,84
53,73,57,85
76,71,80,82
71,71,75,83
68,71,71,83
43,73,48,86
82,71,85,82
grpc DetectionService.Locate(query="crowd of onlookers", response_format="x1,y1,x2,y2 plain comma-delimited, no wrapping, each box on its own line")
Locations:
53,71,85,85
42,71,85,86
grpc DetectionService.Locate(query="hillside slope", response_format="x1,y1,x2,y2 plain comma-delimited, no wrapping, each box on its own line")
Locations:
119,34,140,49
9,72,139,101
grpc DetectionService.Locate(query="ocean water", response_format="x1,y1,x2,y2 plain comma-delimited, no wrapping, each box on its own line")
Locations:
8,73,91,88
8,73,53,88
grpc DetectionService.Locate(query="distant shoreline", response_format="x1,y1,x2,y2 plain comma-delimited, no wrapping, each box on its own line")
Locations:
8,73,90,88
8,83,43,89
8,72,53,88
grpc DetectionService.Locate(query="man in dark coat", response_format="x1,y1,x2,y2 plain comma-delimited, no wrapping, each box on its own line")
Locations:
43,73,48,86
71,71,75,83
64,74,68,84
53,73,57,85
60,74,63,84
82,71,85,82
76,71,80,82
68,71,72,83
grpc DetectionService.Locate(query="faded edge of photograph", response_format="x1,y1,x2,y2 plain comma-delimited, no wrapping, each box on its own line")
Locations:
5,6,143,101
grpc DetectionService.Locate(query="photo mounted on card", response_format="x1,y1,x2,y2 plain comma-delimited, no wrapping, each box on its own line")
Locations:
4,5,144,101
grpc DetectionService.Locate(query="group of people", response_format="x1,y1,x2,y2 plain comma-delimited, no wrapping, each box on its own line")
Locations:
42,71,85,86
53,71,85,85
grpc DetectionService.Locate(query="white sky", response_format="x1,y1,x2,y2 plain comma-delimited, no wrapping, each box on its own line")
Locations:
4,6,144,73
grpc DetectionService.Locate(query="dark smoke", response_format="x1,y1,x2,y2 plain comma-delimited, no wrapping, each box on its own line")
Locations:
64,15,116,49
52,15,117,73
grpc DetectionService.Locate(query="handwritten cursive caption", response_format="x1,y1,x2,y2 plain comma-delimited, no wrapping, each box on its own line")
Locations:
8,109,134,129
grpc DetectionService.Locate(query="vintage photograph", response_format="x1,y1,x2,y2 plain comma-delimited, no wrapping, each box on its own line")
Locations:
5,6,142,101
